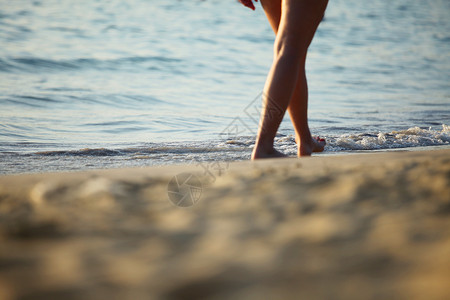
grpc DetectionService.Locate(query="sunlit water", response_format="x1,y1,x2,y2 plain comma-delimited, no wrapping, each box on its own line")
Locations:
1,0,449,174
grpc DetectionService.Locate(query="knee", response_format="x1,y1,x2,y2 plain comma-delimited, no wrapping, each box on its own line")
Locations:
273,34,308,61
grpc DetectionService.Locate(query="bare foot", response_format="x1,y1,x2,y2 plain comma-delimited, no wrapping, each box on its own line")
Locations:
251,146,287,160
312,136,326,152
296,136,326,157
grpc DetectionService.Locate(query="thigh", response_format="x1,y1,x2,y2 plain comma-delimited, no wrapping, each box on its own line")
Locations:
260,0,282,33
278,0,328,49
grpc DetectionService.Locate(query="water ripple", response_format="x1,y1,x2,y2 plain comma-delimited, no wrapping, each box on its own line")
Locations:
1,56,183,73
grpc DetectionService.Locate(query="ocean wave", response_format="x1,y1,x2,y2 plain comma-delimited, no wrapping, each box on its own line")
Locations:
0,56,182,73
33,145,229,157
326,125,450,151
0,125,449,175
22,124,450,157
0,125,448,159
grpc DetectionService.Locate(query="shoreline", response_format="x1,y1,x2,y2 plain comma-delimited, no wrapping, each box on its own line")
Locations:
1,144,449,177
0,148,449,299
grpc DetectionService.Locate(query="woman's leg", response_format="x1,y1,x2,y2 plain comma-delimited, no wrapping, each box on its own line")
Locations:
289,59,326,156
252,0,328,159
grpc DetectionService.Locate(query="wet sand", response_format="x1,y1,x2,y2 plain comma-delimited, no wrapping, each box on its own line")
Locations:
0,148,449,299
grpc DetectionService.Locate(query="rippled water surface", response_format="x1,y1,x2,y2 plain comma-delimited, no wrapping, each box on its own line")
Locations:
1,0,449,173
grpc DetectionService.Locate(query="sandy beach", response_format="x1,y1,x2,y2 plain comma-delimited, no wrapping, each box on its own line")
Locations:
0,148,449,299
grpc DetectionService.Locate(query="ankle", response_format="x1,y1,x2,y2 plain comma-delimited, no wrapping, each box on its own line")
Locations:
296,134,313,145
254,136,274,151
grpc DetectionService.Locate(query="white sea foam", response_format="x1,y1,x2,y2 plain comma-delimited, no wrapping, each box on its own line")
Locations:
327,125,450,151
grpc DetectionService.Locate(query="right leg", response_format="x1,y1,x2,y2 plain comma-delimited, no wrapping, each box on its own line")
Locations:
289,62,327,156
253,0,327,159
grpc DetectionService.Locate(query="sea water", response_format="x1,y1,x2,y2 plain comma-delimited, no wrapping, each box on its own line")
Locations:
1,0,449,174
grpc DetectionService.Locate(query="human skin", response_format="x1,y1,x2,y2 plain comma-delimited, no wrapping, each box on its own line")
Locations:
239,0,328,158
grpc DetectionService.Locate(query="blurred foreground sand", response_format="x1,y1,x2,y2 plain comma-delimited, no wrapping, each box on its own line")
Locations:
0,149,449,299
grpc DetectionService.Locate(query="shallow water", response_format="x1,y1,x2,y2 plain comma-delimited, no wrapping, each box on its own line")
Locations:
1,0,449,174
